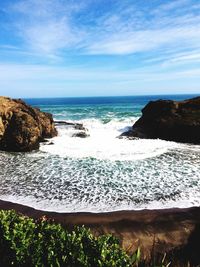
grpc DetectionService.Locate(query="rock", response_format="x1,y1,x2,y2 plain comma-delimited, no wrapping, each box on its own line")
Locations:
47,142,54,145
55,121,89,133
0,96,57,152
72,131,89,138
118,133,139,140
55,121,86,131
122,96,200,144
40,139,49,143
74,124,86,131
54,121,76,126
55,120,89,138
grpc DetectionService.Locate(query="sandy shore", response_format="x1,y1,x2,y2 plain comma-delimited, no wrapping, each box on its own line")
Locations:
0,199,199,263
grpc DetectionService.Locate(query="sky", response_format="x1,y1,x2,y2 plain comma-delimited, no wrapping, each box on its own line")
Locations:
0,0,200,98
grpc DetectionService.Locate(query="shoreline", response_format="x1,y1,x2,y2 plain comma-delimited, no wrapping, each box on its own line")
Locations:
0,199,199,262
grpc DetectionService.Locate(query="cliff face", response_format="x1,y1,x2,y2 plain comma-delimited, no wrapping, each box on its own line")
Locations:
0,97,57,152
122,96,200,144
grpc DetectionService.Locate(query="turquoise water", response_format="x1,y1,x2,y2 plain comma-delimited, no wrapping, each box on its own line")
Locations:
0,94,200,212
26,94,196,121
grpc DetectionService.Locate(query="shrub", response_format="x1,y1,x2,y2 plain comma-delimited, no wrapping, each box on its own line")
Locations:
0,210,132,267
0,210,174,267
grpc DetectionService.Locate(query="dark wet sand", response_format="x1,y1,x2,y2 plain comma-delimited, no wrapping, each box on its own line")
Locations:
0,199,200,263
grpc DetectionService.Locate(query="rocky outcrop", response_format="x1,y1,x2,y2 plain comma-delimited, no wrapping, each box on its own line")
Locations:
55,121,86,131
0,97,57,152
72,131,89,138
122,96,200,144
55,120,89,138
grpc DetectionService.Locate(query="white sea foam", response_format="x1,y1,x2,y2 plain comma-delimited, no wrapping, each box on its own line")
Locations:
0,193,199,213
1,118,200,212
40,118,180,161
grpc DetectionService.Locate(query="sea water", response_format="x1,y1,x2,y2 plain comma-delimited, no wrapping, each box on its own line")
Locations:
0,94,200,212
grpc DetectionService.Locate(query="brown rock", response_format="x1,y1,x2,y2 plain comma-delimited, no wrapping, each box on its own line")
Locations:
0,96,57,151
72,131,89,138
122,96,200,144
55,121,86,131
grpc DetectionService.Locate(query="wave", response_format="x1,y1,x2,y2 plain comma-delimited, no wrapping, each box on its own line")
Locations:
1,120,200,213
40,118,180,161
0,192,200,213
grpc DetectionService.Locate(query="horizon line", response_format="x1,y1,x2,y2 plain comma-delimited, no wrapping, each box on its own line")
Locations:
21,92,200,100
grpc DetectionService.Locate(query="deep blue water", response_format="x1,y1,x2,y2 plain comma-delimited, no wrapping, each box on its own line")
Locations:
25,94,198,106
24,94,199,121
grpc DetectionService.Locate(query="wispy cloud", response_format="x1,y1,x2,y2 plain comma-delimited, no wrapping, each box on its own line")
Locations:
82,0,200,59
3,0,200,59
5,0,85,54
0,0,200,97
161,51,200,67
0,62,199,86
1,62,200,98
84,26,200,55
152,0,190,14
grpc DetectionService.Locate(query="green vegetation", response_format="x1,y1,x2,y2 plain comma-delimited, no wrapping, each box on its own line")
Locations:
0,210,170,267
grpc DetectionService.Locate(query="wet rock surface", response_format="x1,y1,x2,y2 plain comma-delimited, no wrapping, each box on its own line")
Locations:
55,120,89,138
72,131,90,138
0,96,57,152
55,121,85,130
122,96,200,144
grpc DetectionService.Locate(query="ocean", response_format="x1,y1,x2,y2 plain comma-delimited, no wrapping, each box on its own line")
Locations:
0,94,200,212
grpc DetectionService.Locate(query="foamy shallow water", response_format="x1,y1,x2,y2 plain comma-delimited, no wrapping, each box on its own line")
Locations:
40,118,179,161
0,118,200,212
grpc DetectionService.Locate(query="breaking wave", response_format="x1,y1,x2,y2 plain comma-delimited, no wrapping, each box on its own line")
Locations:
0,117,200,212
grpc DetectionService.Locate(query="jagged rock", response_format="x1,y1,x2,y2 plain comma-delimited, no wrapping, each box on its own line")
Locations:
74,124,86,131
122,96,200,144
40,139,49,143
47,142,54,145
72,131,89,138
55,121,89,133
0,97,57,152
55,121,86,131
118,133,139,140
55,121,77,126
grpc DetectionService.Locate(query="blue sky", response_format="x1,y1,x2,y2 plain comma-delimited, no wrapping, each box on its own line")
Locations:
0,0,200,98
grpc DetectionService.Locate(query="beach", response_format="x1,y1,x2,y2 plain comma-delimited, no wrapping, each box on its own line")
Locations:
0,198,199,264
1,0,200,265
0,95,200,212
0,95,200,265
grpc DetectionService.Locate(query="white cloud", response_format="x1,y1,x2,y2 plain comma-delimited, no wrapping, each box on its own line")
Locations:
152,0,190,14
1,0,200,71
85,25,200,55
22,18,77,53
0,45,19,50
161,51,200,67
7,0,85,54
0,62,199,83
